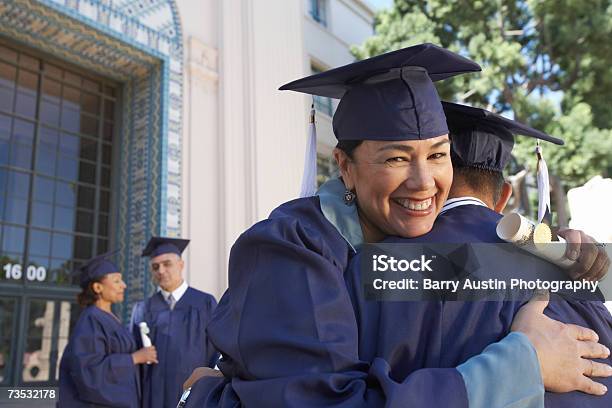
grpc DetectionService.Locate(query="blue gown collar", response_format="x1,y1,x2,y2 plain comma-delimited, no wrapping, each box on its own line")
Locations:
316,178,364,252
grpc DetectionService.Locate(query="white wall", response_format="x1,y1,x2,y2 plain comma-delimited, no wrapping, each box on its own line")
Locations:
303,17,355,70
304,0,374,70
177,0,222,298
177,0,373,299
179,0,306,299
303,0,374,152
331,0,375,47
175,0,218,46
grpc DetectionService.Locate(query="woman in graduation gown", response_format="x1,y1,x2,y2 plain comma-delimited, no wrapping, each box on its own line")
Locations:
343,102,612,407
183,44,610,408
58,253,158,407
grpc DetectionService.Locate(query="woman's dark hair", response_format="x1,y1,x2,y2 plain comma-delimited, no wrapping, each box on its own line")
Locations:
77,276,105,307
335,140,363,159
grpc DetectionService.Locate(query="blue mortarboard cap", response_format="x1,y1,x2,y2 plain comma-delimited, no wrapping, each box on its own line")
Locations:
141,237,190,258
443,101,564,172
79,250,120,288
279,43,481,141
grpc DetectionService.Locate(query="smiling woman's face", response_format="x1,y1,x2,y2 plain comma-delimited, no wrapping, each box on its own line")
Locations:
337,135,453,241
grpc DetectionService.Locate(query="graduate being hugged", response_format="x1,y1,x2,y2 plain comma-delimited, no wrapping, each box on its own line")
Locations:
57,251,158,408
131,237,219,408
182,43,610,407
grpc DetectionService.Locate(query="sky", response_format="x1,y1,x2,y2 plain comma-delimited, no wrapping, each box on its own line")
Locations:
366,0,394,11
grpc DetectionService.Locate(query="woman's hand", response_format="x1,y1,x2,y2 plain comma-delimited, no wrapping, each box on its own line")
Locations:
559,228,610,281
511,291,612,395
183,367,223,390
132,346,158,365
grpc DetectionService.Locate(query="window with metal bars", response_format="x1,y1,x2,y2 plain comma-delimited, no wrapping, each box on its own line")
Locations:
0,41,119,287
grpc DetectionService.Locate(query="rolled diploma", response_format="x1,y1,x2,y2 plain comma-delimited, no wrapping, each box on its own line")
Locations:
139,322,152,346
534,236,575,268
496,212,576,269
139,322,153,364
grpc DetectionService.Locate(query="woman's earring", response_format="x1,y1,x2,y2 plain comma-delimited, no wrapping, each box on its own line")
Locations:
343,189,356,206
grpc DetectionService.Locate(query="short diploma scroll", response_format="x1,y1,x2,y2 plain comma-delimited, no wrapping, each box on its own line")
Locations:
139,322,153,364
496,212,575,269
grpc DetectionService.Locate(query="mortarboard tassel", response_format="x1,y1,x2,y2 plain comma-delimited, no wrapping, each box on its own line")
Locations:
299,102,318,197
535,141,552,225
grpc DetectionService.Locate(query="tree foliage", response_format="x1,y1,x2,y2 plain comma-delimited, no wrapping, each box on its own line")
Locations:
353,0,612,190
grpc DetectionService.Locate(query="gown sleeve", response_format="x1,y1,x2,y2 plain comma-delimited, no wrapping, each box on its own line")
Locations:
204,296,221,368
203,218,468,407
345,249,544,408
130,301,145,348
543,297,612,407
457,332,544,408
66,312,138,407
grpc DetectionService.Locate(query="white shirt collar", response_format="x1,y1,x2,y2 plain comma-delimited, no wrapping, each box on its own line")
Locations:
440,196,488,216
159,280,189,303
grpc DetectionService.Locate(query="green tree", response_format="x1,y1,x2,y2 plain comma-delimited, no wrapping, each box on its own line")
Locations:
353,0,612,191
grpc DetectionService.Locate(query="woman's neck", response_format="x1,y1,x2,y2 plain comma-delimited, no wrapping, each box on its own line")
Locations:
94,299,113,314
358,209,385,243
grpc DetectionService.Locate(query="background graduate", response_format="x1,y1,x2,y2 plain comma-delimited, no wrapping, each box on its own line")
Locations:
347,102,612,407
182,44,608,407
417,100,611,277
131,237,219,408
58,251,158,408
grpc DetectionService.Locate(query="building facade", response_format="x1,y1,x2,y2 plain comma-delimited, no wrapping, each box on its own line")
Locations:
182,0,374,297
303,0,374,167
0,0,374,388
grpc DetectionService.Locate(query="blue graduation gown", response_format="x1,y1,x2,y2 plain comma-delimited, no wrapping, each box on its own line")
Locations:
183,193,537,407
132,287,219,408
58,306,140,408
356,202,611,407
